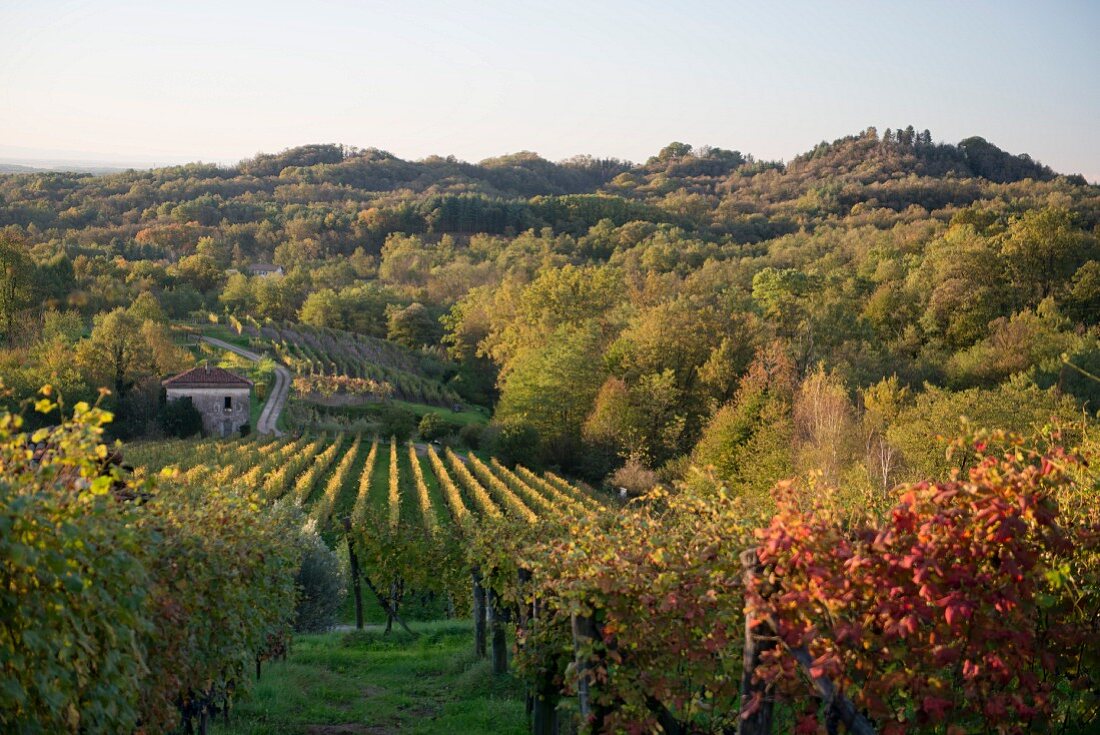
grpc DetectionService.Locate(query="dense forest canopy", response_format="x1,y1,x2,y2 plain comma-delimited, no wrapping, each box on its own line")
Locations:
1,126,1097,490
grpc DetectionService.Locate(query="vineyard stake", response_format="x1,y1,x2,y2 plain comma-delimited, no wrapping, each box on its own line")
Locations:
490,589,510,674
738,548,878,735
472,567,488,658
571,613,605,727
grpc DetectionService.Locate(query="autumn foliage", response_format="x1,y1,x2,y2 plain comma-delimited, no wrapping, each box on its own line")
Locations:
748,434,1100,733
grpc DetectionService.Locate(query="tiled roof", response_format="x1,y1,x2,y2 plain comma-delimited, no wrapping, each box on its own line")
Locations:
163,365,253,388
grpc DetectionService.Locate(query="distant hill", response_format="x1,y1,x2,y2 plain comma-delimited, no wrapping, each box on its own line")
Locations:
0,163,42,174
0,159,132,176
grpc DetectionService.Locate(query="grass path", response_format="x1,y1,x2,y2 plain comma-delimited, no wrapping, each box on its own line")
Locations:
213,622,526,735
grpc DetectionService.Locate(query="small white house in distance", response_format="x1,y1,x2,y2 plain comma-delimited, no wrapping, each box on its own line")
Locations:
162,365,253,437
247,263,285,277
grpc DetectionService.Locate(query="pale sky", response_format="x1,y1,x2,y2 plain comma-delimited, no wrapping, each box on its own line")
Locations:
2,0,1098,180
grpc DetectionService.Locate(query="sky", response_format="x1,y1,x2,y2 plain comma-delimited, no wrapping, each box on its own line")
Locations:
2,0,1098,180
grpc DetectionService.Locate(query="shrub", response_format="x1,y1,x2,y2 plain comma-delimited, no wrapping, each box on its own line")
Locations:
377,403,417,440
418,412,459,441
158,396,203,438
458,422,483,450
293,529,347,633
608,456,659,496
485,419,540,467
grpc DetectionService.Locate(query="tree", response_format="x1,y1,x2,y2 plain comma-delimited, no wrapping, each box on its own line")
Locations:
1064,260,1100,325
0,234,32,344
691,343,796,502
916,224,1011,348
76,309,188,400
792,365,858,485
253,274,301,321
752,267,821,344
299,288,342,330
418,412,459,441
174,253,224,294
583,370,686,465
485,418,541,467
650,141,693,165
1000,207,1096,305
496,322,607,468
386,302,439,348
219,272,256,313
128,291,166,323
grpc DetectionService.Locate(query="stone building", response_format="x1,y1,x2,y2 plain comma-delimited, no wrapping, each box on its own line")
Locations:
162,365,253,437
246,263,285,277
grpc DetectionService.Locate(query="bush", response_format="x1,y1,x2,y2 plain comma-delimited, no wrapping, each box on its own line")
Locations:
485,419,541,467
376,403,417,440
293,529,347,633
158,396,203,438
458,422,483,450
418,412,459,441
608,456,659,497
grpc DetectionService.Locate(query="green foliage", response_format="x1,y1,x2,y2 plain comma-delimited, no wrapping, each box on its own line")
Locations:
1,125,1098,488
377,402,417,440
158,395,203,438
418,411,459,441
0,394,302,733
0,234,34,343
691,343,796,502
0,399,149,733
293,530,347,633
485,419,541,468
457,421,484,450
885,380,1079,481
386,301,440,348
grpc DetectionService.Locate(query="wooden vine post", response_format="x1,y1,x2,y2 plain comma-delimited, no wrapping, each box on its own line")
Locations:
518,568,560,735
473,566,487,658
738,548,878,735
490,589,510,674
342,517,364,630
737,548,776,735
571,612,606,731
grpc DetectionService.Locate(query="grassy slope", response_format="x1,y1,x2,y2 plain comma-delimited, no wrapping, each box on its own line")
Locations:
213,622,526,735
388,400,491,426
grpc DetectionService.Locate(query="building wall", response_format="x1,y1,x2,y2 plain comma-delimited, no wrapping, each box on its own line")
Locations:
166,386,252,437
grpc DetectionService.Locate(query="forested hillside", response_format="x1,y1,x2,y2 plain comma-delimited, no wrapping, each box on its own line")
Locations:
4,127,1100,733
0,126,1097,492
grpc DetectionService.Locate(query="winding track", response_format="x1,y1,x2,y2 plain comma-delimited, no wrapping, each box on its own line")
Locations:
201,336,290,436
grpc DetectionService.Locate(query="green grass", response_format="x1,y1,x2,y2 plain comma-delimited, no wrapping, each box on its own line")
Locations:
213,621,526,735
249,373,273,429
201,323,254,349
388,400,491,426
